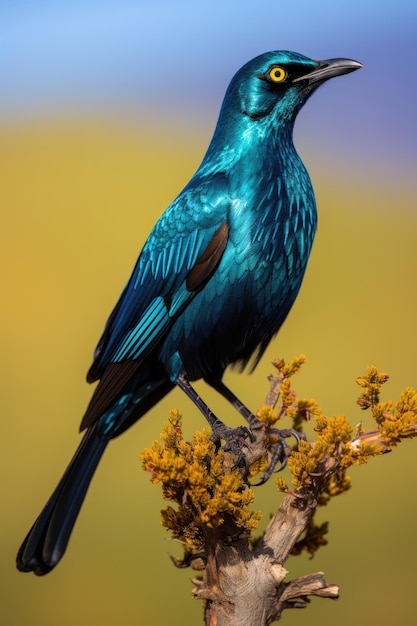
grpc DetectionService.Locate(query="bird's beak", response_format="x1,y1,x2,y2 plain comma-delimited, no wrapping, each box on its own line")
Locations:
293,58,363,85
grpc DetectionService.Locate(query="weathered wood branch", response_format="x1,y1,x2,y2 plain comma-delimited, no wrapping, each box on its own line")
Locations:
192,487,338,625
188,376,339,626
143,363,417,625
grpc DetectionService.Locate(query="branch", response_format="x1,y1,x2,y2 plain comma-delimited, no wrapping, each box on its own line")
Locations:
141,359,417,625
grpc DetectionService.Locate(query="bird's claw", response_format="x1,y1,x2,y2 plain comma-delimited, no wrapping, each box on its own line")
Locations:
252,427,303,486
210,423,254,475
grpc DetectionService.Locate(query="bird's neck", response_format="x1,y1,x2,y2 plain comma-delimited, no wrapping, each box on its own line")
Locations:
188,115,317,268
191,114,316,234
200,114,299,180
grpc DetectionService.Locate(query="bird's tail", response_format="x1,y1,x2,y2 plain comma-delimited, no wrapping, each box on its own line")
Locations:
16,425,108,575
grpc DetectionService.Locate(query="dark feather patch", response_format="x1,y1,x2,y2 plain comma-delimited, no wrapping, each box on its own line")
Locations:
186,222,229,291
80,360,141,431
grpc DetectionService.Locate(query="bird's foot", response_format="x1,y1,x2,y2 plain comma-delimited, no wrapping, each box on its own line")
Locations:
253,427,304,486
210,421,254,474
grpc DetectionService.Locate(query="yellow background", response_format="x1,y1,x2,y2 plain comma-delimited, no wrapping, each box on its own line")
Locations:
1,117,416,625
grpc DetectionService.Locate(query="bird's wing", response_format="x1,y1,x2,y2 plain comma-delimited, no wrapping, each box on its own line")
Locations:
81,184,230,430
100,219,229,365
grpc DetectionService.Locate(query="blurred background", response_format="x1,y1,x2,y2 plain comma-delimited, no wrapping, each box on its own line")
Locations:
1,1,416,624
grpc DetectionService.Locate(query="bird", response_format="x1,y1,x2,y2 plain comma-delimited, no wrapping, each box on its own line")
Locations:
16,50,362,576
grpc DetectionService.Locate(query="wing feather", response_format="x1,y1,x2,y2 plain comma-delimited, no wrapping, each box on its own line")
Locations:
81,196,229,429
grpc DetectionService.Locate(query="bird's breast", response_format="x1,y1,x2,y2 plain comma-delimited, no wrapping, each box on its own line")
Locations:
160,173,316,381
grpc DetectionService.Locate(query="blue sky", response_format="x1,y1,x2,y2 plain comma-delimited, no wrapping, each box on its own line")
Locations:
1,1,415,110
1,0,416,178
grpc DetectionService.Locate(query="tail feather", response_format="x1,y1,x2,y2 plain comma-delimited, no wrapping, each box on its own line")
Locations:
17,375,174,575
16,425,108,575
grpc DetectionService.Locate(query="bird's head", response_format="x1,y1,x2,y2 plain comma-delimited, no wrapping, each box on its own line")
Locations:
222,50,362,125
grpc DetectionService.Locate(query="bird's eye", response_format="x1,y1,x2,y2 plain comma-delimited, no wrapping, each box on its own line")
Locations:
268,66,287,83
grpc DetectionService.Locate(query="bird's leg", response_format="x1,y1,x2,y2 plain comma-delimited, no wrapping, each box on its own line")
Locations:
205,376,302,483
175,374,253,466
204,377,257,424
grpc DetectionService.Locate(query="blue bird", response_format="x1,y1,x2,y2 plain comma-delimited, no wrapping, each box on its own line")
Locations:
17,50,362,575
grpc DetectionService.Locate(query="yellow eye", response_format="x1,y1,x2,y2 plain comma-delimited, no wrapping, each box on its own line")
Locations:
269,66,286,83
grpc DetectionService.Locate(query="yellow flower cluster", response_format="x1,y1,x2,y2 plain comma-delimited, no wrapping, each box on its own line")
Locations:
272,354,306,377
141,360,417,561
356,366,417,447
257,355,321,430
140,409,262,550
283,414,362,498
356,365,390,409
277,365,417,506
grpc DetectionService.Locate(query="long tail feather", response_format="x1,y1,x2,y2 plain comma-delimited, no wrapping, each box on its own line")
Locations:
16,425,108,575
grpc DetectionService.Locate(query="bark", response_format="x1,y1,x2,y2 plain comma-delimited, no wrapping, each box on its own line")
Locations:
190,491,338,625
159,365,416,624
189,376,339,625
